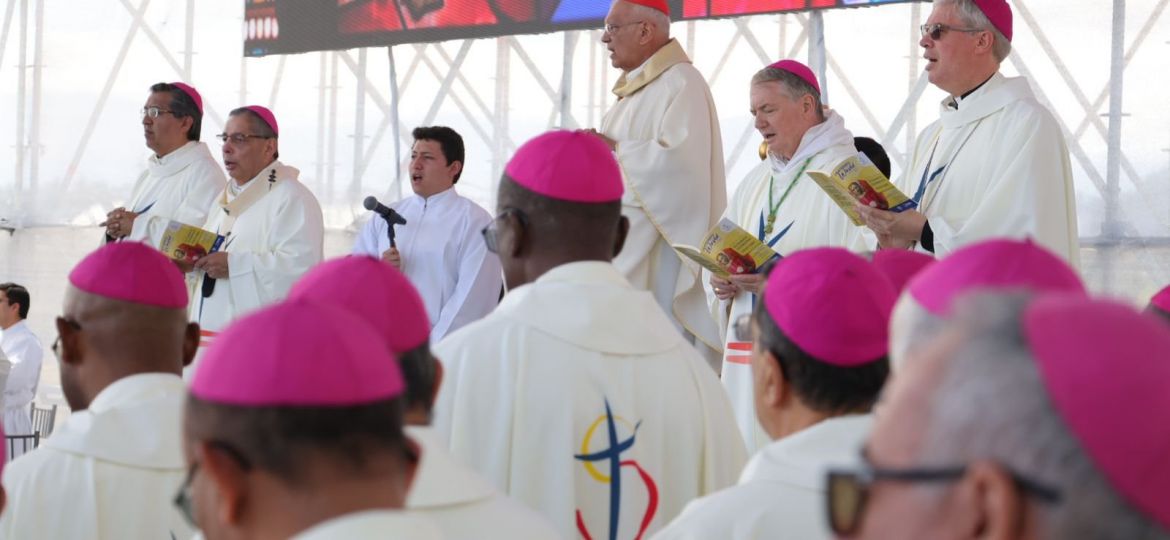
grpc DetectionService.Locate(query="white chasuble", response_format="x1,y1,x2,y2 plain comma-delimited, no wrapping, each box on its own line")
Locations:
432,261,747,540
600,39,727,361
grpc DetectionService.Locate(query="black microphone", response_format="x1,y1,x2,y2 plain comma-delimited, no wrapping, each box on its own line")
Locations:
364,196,407,225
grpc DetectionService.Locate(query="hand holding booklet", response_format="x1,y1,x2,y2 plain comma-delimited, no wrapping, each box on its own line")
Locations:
156,220,225,264
673,218,780,279
806,153,916,226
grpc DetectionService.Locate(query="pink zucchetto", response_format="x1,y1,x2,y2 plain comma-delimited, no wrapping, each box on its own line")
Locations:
766,59,821,95
289,256,430,354
907,238,1084,316
763,248,898,366
871,249,935,294
1025,294,1170,530
625,0,669,16
170,82,203,115
68,242,187,309
191,298,405,407
505,130,623,203
973,0,1013,42
242,105,279,136
1150,285,1170,313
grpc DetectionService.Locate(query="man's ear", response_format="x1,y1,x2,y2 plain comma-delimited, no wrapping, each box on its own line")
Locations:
179,116,195,139
182,323,201,368
449,160,463,180
199,442,251,527
758,349,787,409
948,460,1028,540
502,212,527,259
613,216,630,258
55,317,84,367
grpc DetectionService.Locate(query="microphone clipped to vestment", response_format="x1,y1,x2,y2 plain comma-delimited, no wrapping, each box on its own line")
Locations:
364,196,408,248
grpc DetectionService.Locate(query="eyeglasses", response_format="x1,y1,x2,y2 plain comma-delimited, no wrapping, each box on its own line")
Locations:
481,208,527,254
140,106,176,119
51,317,82,359
919,23,983,41
603,20,645,35
173,441,253,529
216,133,272,145
825,450,1062,536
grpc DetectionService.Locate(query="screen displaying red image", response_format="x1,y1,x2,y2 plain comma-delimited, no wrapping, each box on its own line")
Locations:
246,0,920,56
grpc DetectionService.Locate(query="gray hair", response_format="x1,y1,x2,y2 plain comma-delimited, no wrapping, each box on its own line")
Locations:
933,0,1012,62
623,1,671,37
888,293,945,372
751,66,825,121
917,293,1168,539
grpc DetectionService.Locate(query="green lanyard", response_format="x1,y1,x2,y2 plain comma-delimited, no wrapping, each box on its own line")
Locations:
764,157,812,237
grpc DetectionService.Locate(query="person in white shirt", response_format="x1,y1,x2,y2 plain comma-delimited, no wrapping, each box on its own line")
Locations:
180,298,440,540
433,130,746,539
654,248,895,540
102,82,225,247
708,59,870,451
587,0,726,364
353,126,502,342
290,255,560,540
189,105,324,359
0,283,43,458
0,242,200,539
856,0,1078,264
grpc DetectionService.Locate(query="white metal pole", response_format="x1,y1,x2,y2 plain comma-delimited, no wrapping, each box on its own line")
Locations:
1104,0,1125,239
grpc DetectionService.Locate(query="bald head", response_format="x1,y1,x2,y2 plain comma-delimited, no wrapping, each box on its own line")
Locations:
57,286,197,410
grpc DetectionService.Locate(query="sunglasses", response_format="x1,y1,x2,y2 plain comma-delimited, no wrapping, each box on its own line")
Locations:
919,23,983,41
825,451,1062,536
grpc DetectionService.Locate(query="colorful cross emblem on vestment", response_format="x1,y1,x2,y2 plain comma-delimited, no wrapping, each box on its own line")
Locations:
574,398,659,540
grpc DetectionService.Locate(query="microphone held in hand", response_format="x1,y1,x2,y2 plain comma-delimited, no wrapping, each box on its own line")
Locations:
364,196,407,225
364,196,407,248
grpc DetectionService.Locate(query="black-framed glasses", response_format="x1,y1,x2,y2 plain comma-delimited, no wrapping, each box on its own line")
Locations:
825,451,1062,536
51,317,82,358
216,133,272,145
481,208,527,254
173,441,253,529
603,20,645,35
919,23,983,41
140,106,175,119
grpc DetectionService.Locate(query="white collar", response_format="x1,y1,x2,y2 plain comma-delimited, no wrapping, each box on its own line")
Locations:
415,186,458,205
406,425,496,508
292,510,442,539
768,110,854,174
741,414,873,489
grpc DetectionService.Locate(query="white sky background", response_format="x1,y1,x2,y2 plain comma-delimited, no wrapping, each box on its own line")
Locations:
0,0,1166,238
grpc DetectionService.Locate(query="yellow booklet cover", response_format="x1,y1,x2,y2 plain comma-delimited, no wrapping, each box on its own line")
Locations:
807,153,917,226
157,220,225,264
673,218,780,279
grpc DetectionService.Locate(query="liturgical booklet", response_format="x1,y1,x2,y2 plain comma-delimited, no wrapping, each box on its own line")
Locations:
673,217,780,279
807,153,916,226
157,220,225,264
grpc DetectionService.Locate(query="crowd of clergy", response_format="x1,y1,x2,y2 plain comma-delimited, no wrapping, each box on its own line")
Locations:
0,0,1168,538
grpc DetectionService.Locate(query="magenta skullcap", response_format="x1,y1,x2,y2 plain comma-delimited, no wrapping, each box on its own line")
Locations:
907,238,1084,316
505,130,623,203
763,248,897,366
973,0,1013,41
289,256,430,354
766,59,821,95
1024,294,1170,529
68,242,187,309
871,249,935,295
170,82,203,115
1150,285,1170,313
242,105,278,136
191,298,404,407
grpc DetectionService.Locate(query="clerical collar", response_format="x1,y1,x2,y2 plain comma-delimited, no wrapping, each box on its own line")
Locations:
626,56,653,82
151,140,196,164
418,186,457,204
948,74,995,109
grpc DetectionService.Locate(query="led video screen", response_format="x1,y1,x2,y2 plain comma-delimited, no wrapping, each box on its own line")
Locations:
245,0,920,57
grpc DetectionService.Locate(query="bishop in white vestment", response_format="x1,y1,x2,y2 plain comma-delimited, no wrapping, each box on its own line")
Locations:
656,248,894,540
105,82,224,247
0,242,200,540
707,61,870,452
190,106,323,358
857,1,1078,265
434,131,746,540
594,0,726,361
